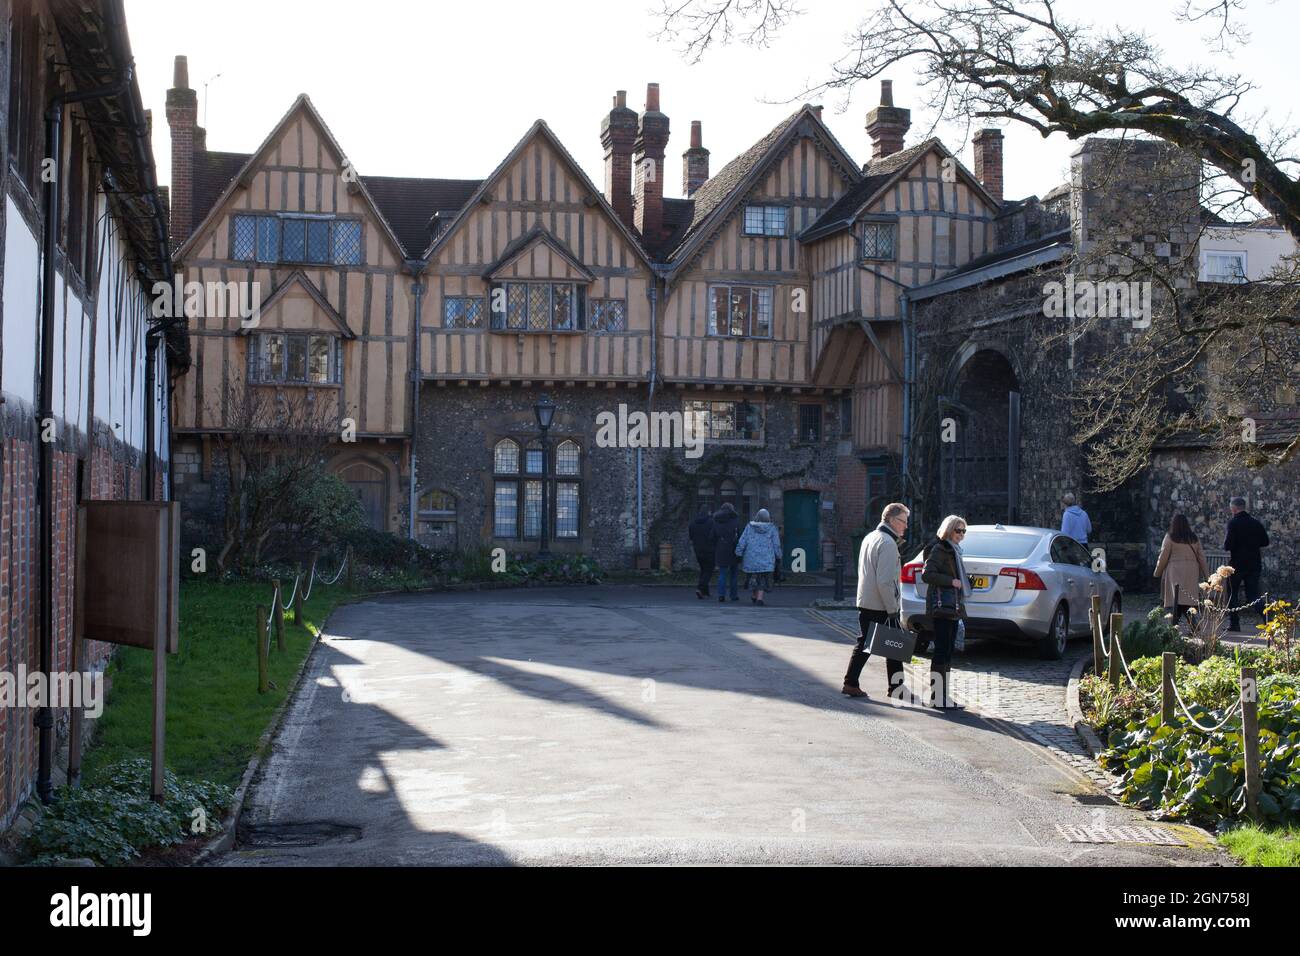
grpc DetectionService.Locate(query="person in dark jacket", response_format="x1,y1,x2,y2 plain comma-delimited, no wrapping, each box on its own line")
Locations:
921,515,971,710
689,506,717,599
1224,497,1269,631
711,502,742,602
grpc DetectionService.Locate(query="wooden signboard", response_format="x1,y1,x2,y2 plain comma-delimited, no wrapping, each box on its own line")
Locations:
75,501,180,801
79,501,179,652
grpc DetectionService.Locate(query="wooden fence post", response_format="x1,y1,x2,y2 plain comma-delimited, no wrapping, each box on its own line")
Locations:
256,605,269,694
1161,652,1176,726
294,564,304,626
1090,594,1103,676
346,545,354,591
1241,666,1262,822
1108,612,1124,690
273,579,285,652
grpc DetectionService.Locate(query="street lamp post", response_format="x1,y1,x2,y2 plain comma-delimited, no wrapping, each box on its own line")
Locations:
534,394,555,558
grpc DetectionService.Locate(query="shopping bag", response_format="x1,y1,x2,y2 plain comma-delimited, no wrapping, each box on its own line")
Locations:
867,619,917,662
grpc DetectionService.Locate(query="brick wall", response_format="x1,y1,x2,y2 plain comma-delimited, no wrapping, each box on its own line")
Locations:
0,431,142,829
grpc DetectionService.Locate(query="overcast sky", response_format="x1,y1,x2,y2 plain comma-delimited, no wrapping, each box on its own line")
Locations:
127,0,1296,205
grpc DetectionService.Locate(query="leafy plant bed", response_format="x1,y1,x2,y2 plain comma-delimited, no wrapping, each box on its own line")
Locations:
1078,636,1300,854
22,759,233,866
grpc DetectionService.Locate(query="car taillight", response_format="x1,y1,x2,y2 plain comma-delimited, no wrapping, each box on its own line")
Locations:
999,567,1047,590
900,562,922,584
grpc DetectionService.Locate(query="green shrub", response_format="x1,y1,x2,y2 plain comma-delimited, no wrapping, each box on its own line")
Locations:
26,758,233,866
1120,607,1182,659
1099,686,1300,826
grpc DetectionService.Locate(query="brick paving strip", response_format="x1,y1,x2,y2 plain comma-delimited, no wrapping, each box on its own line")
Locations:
809,608,1112,789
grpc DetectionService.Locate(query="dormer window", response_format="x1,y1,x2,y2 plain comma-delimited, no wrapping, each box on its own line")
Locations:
231,214,363,266
743,204,787,237
489,282,582,332
252,332,341,385
861,221,897,261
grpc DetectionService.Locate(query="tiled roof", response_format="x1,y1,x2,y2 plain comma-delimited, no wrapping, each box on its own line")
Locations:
361,175,482,258
187,148,482,259
940,227,1072,279
663,109,805,260
800,138,940,243
649,197,695,259
192,149,250,234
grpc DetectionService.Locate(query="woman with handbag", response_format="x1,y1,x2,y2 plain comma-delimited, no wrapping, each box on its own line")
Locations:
921,515,972,710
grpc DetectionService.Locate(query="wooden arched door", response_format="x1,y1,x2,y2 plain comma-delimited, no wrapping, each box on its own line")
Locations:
337,460,388,531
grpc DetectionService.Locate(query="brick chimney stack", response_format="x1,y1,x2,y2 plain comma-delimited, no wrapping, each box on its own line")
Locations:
633,82,670,242
682,120,709,198
601,90,638,229
865,79,910,161
972,128,1004,204
165,55,197,246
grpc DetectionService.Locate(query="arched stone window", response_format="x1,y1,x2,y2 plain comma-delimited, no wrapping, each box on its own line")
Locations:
492,436,583,540
554,440,581,538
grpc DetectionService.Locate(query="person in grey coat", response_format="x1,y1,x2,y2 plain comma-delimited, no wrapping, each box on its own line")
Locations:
735,508,781,606
842,502,911,701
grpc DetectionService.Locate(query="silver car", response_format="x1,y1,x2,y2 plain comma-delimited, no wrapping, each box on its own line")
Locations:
899,524,1123,660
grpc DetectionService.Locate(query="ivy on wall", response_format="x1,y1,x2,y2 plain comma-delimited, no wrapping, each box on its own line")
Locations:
649,448,818,547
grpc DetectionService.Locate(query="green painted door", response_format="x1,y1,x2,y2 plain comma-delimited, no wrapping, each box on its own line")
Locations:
783,490,820,572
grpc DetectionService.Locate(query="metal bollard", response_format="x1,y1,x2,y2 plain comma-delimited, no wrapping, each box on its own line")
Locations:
833,553,846,602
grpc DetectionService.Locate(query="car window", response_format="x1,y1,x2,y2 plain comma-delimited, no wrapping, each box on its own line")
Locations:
1066,539,1093,568
1049,536,1072,564
960,531,1041,560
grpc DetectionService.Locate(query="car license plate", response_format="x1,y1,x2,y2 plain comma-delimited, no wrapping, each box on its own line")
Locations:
969,575,989,589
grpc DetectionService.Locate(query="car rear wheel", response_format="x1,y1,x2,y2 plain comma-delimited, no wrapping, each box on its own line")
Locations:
1039,603,1069,660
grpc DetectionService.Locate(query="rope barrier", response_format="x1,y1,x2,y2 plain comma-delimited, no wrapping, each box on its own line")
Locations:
316,550,348,586
1170,679,1244,733
301,555,319,603
265,581,279,630
1111,628,1160,699
280,573,300,612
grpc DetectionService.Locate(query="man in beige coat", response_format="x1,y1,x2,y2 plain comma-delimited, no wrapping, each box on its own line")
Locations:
842,502,910,700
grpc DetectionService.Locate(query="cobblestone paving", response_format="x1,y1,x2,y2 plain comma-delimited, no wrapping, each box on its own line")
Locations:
813,609,1113,789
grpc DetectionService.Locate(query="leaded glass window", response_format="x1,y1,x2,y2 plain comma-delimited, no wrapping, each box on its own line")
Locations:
709,286,773,338
282,218,306,261
685,399,765,441
332,220,362,265
523,480,543,538
861,222,897,260
743,204,786,237
555,440,580,476
492,283,579,331
256,217,279,262
494,439,520,474
525,441,544,475
556,483,580,538
443,296,484,329
494,481,518,537
255,332,337,385
232,215,256,260
589,299,626,333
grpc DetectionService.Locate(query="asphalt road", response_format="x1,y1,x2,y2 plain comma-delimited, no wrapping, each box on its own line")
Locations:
219,586,1227,866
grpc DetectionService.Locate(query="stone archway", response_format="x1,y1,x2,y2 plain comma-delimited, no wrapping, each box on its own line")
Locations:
940,347,1021,525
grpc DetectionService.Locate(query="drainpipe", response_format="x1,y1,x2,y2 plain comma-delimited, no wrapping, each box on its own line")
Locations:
37,68,133,804
900,291,911,507
407,274,425,539
637,282,659,556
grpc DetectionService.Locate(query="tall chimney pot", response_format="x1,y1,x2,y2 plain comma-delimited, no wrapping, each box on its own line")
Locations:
866,79,910,161
634,82,670,242
683,120,710,198
973,128,1004,204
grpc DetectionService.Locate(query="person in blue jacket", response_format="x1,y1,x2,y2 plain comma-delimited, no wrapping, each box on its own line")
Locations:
735,508,782,606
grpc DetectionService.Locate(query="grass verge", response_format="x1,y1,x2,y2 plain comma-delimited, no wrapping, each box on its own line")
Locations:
1217,824,1300,866
84,577,355,790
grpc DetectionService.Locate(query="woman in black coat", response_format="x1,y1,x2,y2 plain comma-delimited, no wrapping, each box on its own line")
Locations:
711,502,742,602
921,515,970,710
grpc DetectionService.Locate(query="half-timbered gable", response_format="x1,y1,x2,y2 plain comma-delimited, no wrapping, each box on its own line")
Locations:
659,105,861,389
801,136,999,457
172,94,415,443
421,121,658,384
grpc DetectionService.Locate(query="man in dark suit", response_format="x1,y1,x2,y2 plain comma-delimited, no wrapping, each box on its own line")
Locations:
1224,496,1269,632
689,506,716,599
